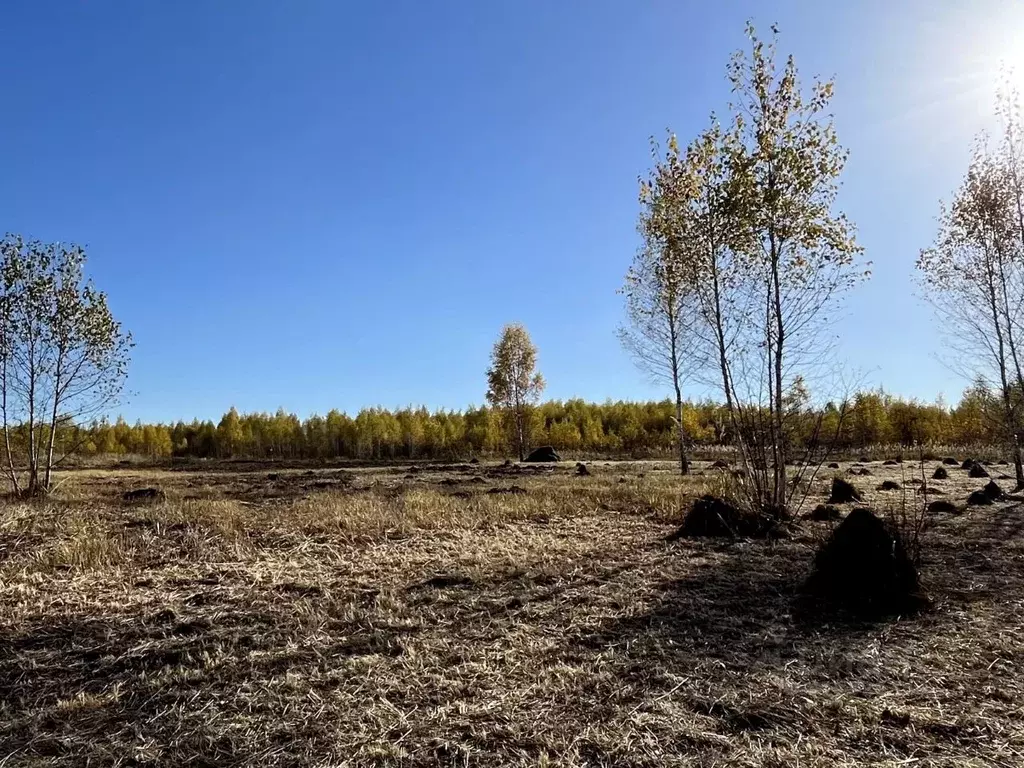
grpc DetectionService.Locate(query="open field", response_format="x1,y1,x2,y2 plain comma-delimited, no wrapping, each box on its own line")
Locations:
2,458,1024,766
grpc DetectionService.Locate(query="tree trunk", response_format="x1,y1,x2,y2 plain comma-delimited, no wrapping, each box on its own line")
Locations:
1013,439,1024,491
706,237,751,478
26,356,37,496
44,366,63,491
0,354,19,495
668,311,689,476
674,392,689,476
770,235,787,513
985,260,1016,489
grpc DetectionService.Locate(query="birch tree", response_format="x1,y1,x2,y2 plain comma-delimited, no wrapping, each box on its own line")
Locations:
917,144,1024,486
619,136,703,475
0,236,132,495
486,323,545,460
721,24,863,513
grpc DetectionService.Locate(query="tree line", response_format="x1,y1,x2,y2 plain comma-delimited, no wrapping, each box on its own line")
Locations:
7,387,1007,463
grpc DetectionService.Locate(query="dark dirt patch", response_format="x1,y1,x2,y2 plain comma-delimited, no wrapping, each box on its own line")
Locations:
807,504,842,521
414,574,475,590
122,487,165,503
487,485,528,495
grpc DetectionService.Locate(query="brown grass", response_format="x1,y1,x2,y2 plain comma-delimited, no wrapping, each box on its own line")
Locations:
1,458,1023,766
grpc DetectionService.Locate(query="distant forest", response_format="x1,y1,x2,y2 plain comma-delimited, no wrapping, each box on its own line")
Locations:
22,386,1009,462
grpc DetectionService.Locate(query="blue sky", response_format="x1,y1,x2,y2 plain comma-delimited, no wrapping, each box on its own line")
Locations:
2,1,1023,423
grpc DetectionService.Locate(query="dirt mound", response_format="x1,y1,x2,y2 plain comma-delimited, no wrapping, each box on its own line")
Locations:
932,466,949,480
877,480,901,491
967,490,994,506
942,457,960,465
848,467,873,476
928,500,959,513
961,458,977,470
575,462,591,476
828,477,862,504
982,480,1004,501
827,462,840,469
804,508,923,616
807,504,842,521
524,446,560,463
710,459,731,469
668,495,783,539
122,488,165,503
969,463,990,478
883,459,899,466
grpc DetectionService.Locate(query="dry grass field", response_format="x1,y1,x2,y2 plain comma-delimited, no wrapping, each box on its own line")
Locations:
2,457,1023,766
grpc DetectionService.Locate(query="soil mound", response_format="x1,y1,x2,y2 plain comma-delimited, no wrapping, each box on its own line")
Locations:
828,477,863,504
668,495,783,539
524,446,560,463
804,508,924,615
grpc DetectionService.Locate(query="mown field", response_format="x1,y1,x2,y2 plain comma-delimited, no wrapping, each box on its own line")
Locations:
1,458,1023,767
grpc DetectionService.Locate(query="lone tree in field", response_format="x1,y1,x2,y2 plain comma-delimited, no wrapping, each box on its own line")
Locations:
0,235,132,495
486,323,545,460
619,135,703,475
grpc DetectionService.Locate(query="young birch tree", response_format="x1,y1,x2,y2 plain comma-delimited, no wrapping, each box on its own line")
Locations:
917,145,1024,486
0,235,132,495
619,136,702,475
721,24,863,513
486,323,545,460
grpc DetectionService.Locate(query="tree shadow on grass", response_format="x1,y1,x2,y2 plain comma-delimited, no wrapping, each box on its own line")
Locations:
570,538,930,703
0,595,413,767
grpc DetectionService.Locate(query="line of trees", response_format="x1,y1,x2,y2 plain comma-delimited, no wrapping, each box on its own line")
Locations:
9,387,1011,463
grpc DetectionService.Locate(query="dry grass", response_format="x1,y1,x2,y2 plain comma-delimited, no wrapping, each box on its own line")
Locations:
1,457,1023,766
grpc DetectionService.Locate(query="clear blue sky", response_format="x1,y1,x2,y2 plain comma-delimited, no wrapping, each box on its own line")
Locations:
3,1,1022,423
